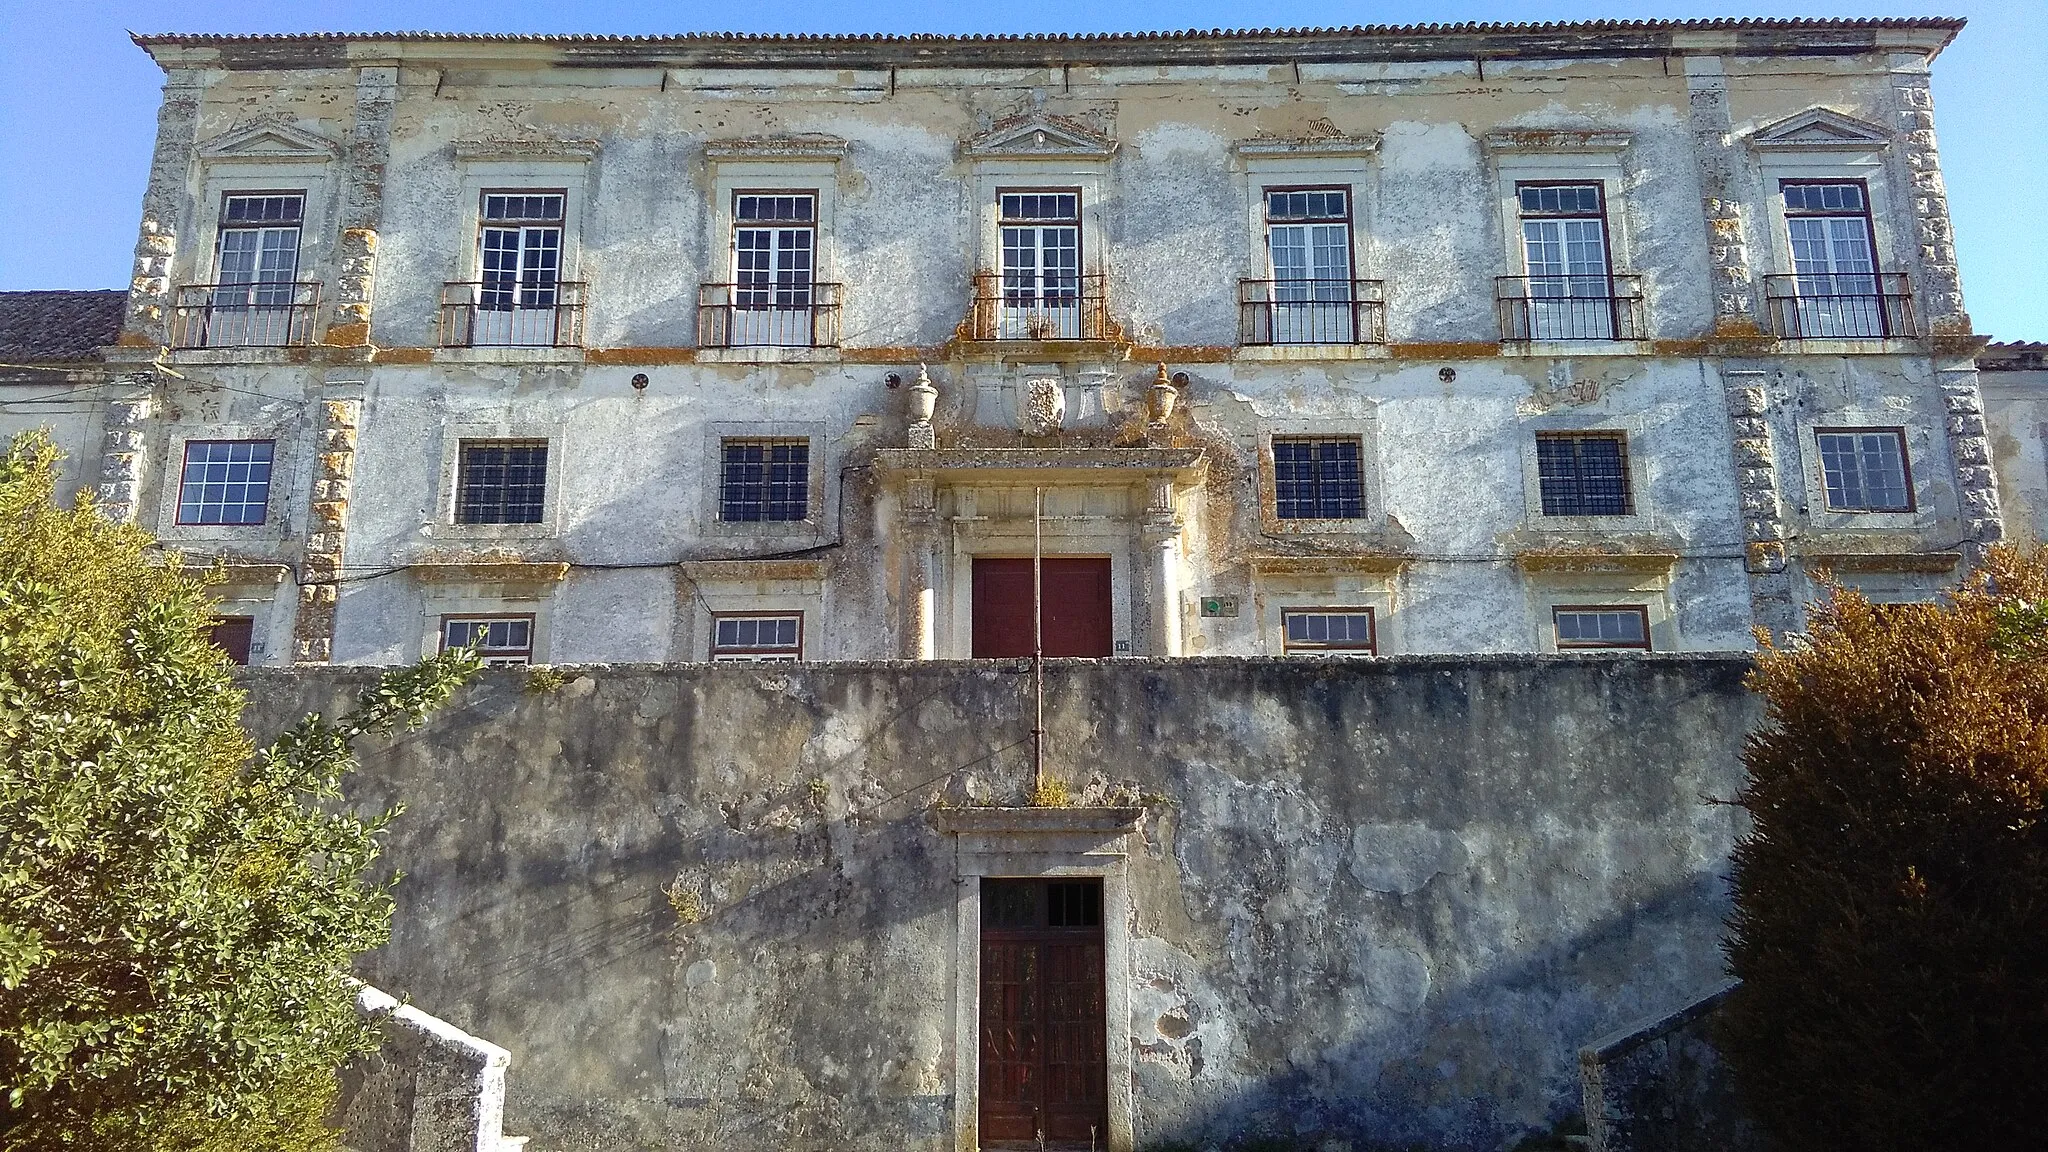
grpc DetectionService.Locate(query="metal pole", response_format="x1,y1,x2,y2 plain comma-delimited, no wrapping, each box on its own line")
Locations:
1032,486,1045,795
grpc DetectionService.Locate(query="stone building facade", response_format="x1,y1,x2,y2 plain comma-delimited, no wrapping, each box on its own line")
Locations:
0,18,2005,667
1984,341,2048,544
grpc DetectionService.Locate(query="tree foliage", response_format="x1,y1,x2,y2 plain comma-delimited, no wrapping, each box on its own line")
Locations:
1722,546,2048,1152
0,431,480,1149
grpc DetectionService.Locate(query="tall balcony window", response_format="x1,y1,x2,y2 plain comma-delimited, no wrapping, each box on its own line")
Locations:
441,191,585,347
1240,188,1383,345
1765,181,1915,339
1497,183,1642,341
172,192,318,348
699,192,840,348
965,191,1110,341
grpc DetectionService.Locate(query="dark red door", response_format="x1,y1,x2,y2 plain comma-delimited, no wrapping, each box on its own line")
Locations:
971,557,1113,658
207,615,255,665
980,878,1107,1149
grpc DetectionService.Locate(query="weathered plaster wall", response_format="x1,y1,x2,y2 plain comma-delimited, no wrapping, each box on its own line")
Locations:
241,655,1757,1152
1985,364,2048,545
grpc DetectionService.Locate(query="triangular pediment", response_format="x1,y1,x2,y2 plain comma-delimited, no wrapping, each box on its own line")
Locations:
199,118,341,162
961,114,1117,160
1752,108,1891,151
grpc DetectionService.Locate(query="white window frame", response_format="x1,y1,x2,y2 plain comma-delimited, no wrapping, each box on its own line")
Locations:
1236,141,1379,357
707,159,839,362
1486,141,1635,345
1527,575,1676,653
449,161,587,355
973,163,1106,293
153,423,299,545
1757,150,1899,339
709,612,806,662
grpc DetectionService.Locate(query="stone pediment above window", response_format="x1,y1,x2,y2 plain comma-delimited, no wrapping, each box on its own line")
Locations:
1483,129,1632,154
198,117,341,162
704,134,848,161
451,138,600,163
1751,108,1891,151
960,114,1117,160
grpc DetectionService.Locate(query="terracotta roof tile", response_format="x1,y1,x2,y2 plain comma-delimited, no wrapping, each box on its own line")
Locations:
0,291,125,364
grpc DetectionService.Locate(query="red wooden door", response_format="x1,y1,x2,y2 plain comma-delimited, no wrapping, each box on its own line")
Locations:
971,557,1113,658
980,879,1107,1149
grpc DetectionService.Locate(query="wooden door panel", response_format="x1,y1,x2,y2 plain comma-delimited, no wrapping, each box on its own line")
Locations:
980,879,1107,1148
971,557,1113,658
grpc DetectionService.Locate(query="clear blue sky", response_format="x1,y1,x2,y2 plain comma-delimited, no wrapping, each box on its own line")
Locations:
1,0,2040,339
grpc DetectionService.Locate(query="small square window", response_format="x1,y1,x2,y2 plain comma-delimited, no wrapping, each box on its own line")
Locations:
1552,605,1651,650
1282,609,1376,655
176,440,275,526
711,613,804,662
1815,429,1913,512
207,615,255,665
441,616,534,666
456,440,548,525
720,439,810,523
1536,432,1633,517
1272,437,1365,520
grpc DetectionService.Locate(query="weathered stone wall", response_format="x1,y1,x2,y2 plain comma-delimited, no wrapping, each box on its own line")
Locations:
242,655,1757,1152
1579,980,1770,1152
340,984,522,1152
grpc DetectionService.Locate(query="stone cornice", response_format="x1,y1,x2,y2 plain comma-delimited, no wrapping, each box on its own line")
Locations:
452,138,599,162
704,134,848,161
1484,129,1633,154
133,19,1965,72
1234,134,1380,159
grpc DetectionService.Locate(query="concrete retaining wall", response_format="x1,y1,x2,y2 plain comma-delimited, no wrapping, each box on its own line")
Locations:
243,655,1758,1151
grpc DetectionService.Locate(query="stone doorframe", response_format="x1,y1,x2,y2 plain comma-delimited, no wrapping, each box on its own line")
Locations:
934,807,1145,1152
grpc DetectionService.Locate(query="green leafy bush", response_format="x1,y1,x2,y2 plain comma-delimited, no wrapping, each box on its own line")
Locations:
1722,546,2048,1151
0,431,480,1149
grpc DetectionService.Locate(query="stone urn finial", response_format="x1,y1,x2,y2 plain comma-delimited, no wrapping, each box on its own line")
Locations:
1149,363,1179,425
906,364,939,449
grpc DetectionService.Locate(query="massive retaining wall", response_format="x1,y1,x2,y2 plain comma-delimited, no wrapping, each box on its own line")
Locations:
240,655,1758,1152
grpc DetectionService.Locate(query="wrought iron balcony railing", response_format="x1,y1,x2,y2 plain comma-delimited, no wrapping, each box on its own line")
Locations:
697,282,842,349
964,272,1113,342
1496,275,1645,342
439,280,587,348
1763,273,1916,340
1239,279,1386,346
169,282,320,349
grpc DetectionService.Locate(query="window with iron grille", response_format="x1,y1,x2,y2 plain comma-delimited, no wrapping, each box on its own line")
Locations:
455,440,548,525
711,613,803,662
176,440,275,525
1272,437,1365,520
719,439,810,522
1815,428,1913,512
1536,432,1634,517
1282,609,1376,655
1552,605,1651,650
441,616,534,666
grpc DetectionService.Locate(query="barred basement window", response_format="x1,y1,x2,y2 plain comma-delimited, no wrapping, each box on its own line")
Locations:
1281,609,1376,655
1815,428,1913,512
1536,432,1633,516
1552,605,1651,650
456,440,548,525
441,616,534,666
711,613,804,662
1272,437,1365,520
720,439,810,522
176,440,275,525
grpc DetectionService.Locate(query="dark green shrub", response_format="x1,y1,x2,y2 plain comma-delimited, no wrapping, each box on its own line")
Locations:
0,432,480,1149
1722,546,2048,1151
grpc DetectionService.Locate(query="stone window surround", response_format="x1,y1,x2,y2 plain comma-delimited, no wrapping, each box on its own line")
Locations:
1751,150,1899,308
970,161,1109,287
700,155,845,364
1524,569,1678,653
674,562,826,663
1257,574,1399,657
1236,144,1380,285
432,423,564,542
1790,412,1943,532
936,807,1142,1152
186,163,335,311
700,421,833,540
414,584,552,664
1515,410,1659,534
153,423,301,545
448,159,590,302
1255,416,1387,538
1484,136,1638,345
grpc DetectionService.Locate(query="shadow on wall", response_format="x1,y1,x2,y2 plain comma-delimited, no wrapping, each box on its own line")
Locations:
237,656,1756,1152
